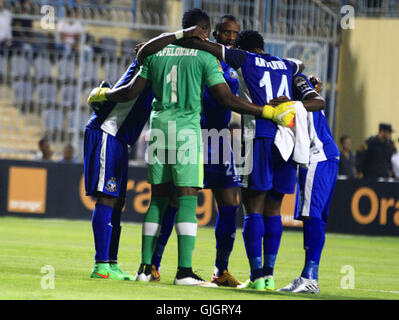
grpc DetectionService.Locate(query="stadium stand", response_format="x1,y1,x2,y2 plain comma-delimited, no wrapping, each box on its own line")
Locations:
1,0,398,162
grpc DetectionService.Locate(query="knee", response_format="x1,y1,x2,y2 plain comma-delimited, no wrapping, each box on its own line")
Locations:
97,193,118,208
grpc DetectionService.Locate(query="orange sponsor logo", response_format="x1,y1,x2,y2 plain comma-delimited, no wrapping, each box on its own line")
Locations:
7,167,47,214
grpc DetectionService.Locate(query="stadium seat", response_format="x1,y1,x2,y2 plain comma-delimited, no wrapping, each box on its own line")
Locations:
12,80,33,104
37,81,58,106
10,48,32,80
121,38,141,57
98,37,118,57
33,53,52,82
60,84,76,107
57,56,76,82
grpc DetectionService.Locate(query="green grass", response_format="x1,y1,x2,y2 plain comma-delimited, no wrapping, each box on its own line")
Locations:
0,216,398,300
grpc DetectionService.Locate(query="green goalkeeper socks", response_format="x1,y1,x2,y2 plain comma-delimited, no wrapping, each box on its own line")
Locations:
141,196,170,264
175,195,198,268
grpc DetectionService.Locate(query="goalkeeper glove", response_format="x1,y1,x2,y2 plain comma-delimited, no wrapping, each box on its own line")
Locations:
87,87,110,104
262,101,296,127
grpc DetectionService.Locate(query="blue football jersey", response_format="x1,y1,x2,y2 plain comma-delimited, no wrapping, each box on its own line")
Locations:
86,59,153,147
224,47,301,139
201,60,239,130
292,73,339,162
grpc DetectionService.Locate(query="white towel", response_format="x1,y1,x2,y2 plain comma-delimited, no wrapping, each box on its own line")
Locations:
274,101,310,167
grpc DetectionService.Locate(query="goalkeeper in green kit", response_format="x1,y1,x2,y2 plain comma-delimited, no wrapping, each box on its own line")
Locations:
88,8,295,287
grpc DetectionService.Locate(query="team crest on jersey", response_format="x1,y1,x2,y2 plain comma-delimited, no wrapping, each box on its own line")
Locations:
105,177,117,192
229,68,238,79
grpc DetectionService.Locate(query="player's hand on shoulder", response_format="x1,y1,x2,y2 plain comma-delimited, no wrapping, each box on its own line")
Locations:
268,96,291,106
309,75,322,93
183,25,209,40
135,42,146,54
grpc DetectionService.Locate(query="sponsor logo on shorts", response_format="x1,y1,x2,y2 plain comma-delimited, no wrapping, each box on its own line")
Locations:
105,177,117,192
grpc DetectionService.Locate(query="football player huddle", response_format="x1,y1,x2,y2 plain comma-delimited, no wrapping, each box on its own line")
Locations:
85,8,339,295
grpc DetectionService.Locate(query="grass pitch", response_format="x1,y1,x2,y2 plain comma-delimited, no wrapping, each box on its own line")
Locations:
0,216,398,300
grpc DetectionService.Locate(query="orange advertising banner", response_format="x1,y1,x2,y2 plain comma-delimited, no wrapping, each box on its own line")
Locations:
7,166,47,214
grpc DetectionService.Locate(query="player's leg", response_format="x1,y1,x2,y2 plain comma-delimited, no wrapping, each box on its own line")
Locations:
151,191,178,279
240,188,267,289
262,190,284,290
211,186,242,287
137,182,172,281
137,147,174,281
172,148,216,287
262,147,297,290
108,197,136,280
239,137,274,290
278,159,338,293
84,128,131,280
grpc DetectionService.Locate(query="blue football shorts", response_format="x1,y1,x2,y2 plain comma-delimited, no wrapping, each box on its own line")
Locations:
84,127,129,198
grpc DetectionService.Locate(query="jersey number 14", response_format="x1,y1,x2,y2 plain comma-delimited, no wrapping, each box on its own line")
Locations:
259,71,290,103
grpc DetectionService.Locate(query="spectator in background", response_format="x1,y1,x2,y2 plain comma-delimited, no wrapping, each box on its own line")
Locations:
338,135,356,178
12,0,34,50
56,7,84,55
391,139,399,179
59,144,78,163
0,0,12,48
33,137,53,161
361,123,395,178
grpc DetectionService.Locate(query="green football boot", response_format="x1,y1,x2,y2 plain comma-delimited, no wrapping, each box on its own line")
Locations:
265,276,275,290
109,263,136,280
239,278,266,290
90,263,129,280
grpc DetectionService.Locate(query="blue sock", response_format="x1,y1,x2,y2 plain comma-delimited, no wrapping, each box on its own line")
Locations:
301,218,326,280
242,213,264,281
109,207,122,262
151,206,177,270
214,205,238,275
263,215,283,276
92,203,113,262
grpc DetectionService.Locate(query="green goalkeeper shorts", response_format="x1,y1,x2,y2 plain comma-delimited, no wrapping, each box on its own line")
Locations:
147,147,204,188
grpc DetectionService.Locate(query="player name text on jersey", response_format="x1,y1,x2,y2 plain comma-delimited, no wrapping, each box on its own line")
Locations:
255,57,287,70
156,47,198,57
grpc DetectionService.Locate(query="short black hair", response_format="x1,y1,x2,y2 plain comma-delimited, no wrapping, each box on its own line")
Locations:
182,8,210,29
379,123,393,133
340,135,350,145
234,30,264,51
214,14,238,32
38,137,48,147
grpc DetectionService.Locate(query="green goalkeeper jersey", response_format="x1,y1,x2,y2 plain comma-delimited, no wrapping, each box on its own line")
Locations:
139,44,226,149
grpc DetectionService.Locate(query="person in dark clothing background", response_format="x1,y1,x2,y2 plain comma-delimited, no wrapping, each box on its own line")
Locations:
361,123,395,178
339,135,356,178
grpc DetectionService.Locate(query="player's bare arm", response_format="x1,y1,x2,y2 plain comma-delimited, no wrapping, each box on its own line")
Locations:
209,82,263,117
176,38,225,61
208,83,295,127
136,25,208,65
269,93,325,112
105,74,150,103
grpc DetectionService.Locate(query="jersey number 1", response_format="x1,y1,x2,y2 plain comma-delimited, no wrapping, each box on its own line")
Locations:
166,65,178,103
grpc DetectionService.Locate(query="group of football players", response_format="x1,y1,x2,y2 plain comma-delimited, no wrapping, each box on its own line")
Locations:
85,7,339,294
